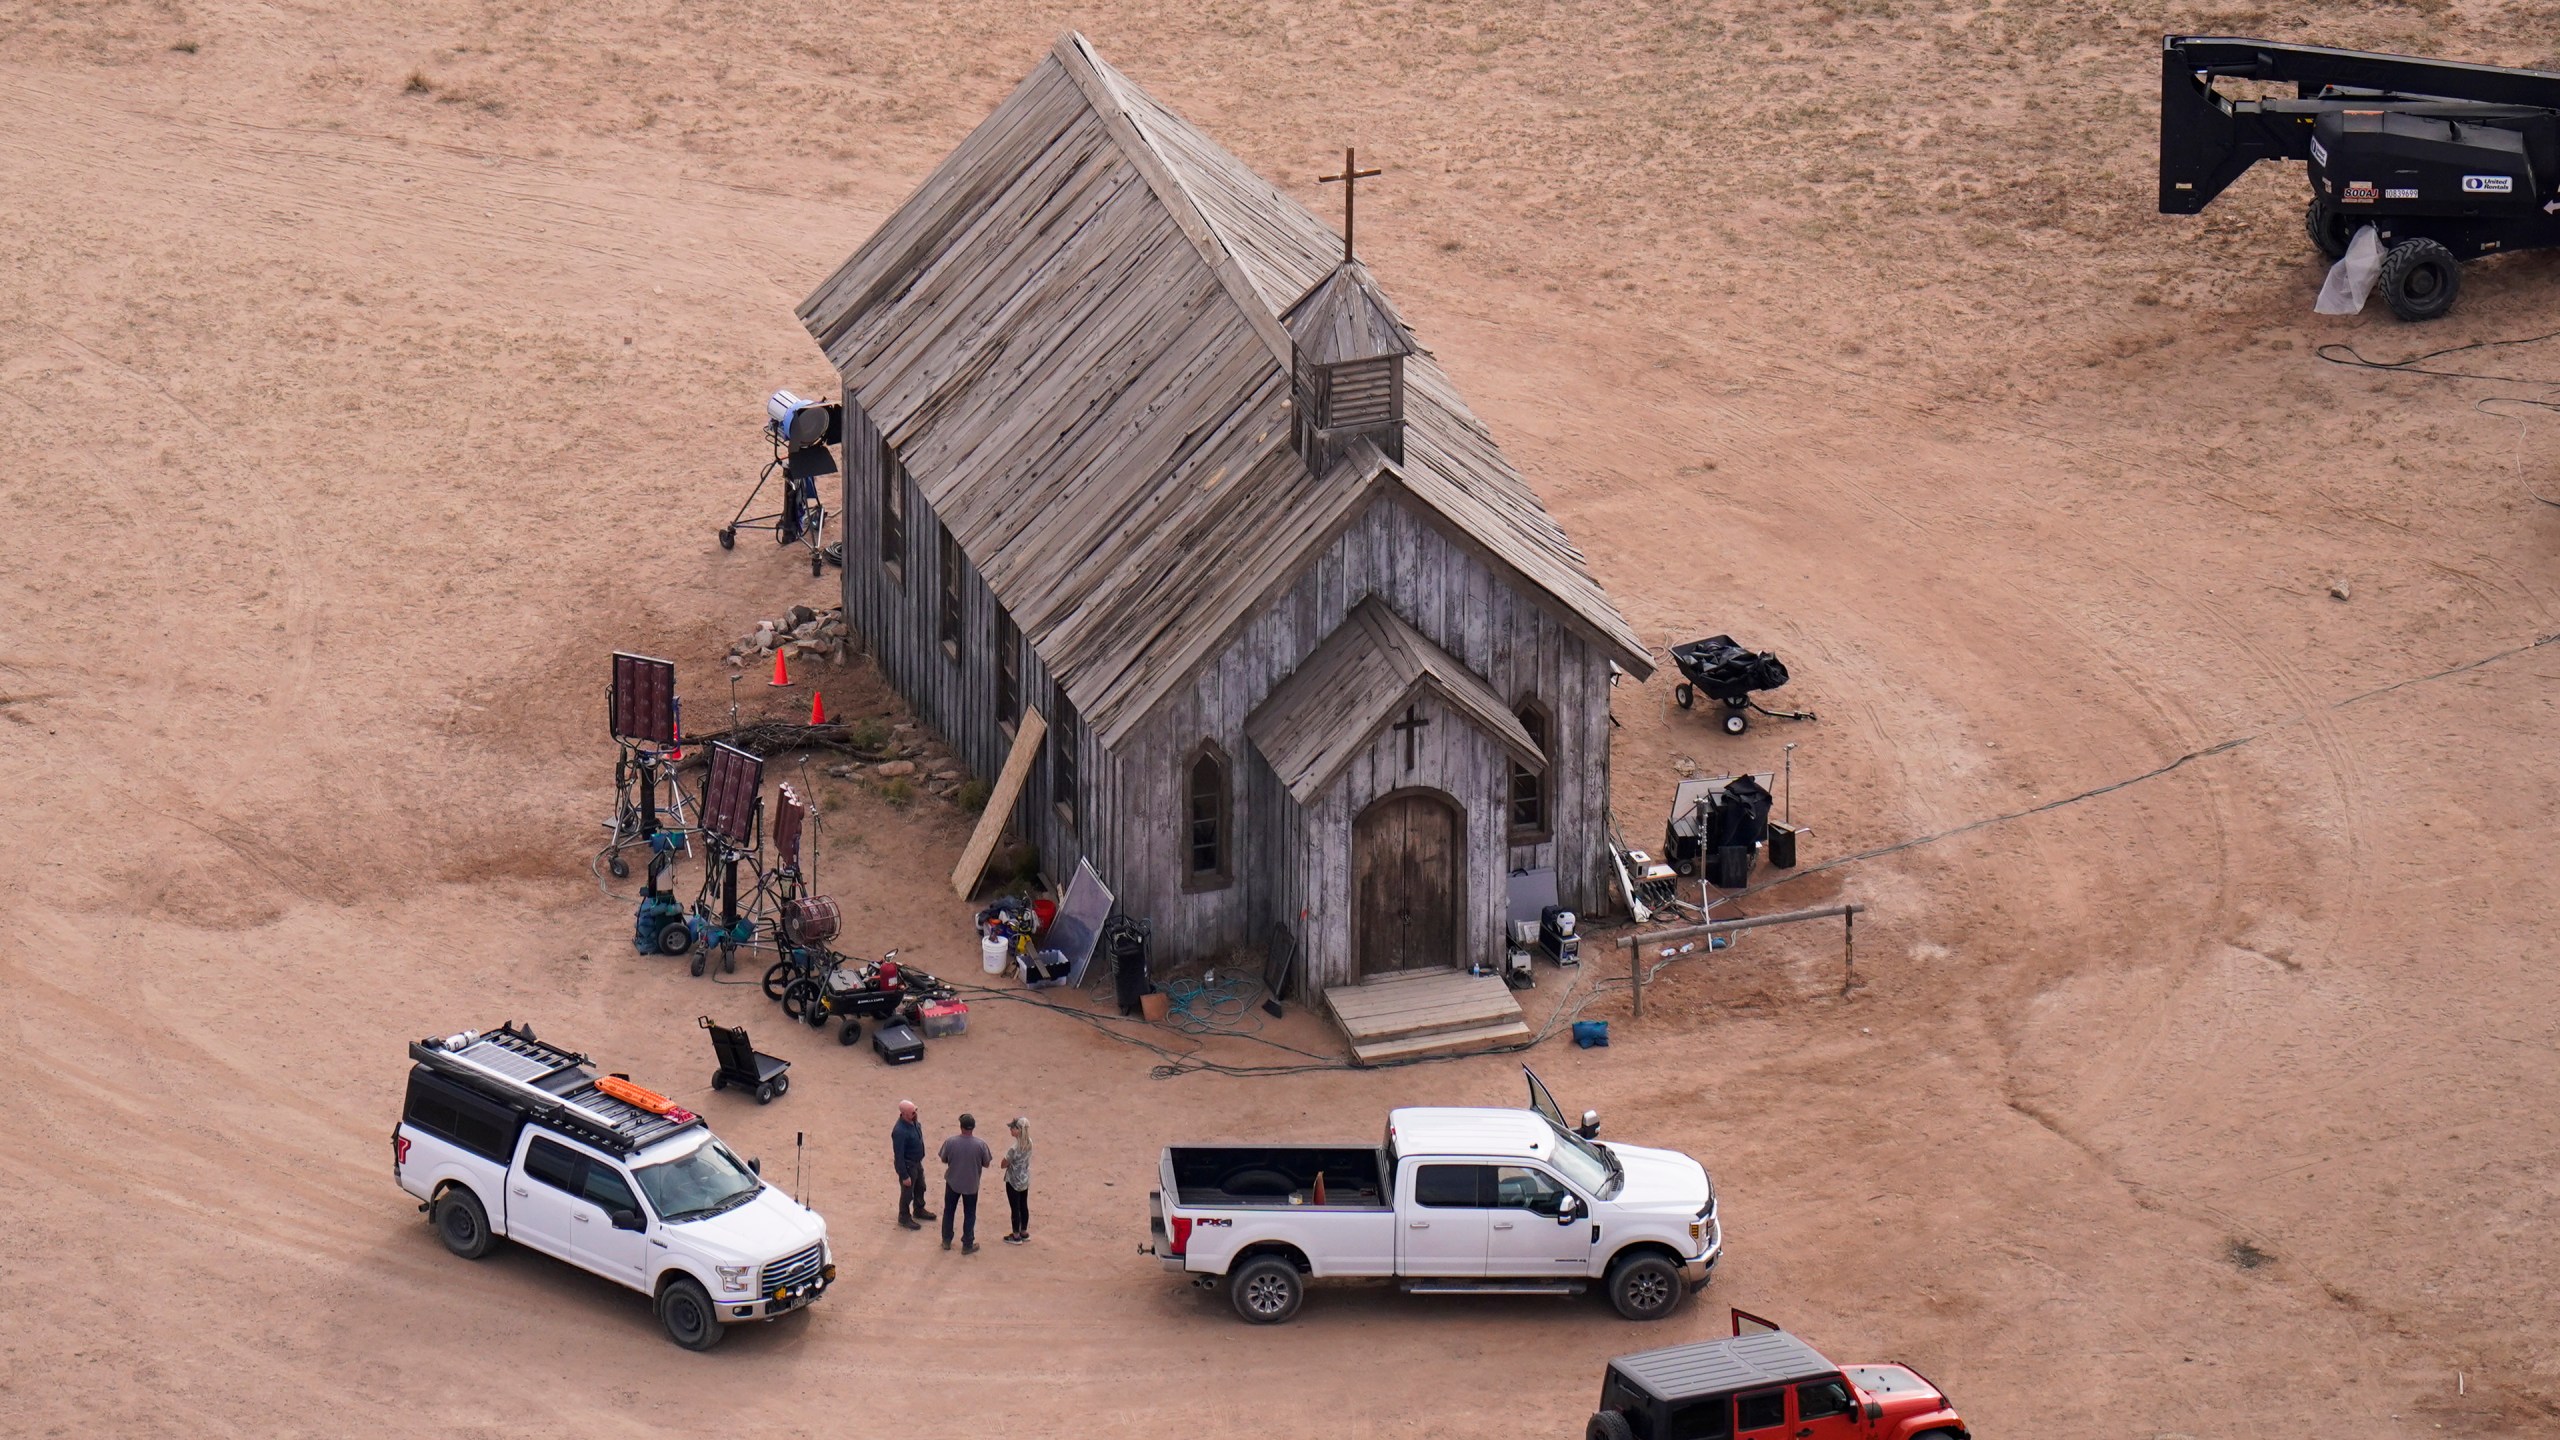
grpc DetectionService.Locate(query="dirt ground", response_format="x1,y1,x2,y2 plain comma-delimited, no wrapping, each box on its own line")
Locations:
4,0,2557,1435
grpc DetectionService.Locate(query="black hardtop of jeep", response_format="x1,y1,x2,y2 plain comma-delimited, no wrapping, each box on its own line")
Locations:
1610,1330,1839,1400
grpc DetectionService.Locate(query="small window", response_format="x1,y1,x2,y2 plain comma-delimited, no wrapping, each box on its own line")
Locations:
1050,691,1079,825
1412,1164,1490,1208
937,525,964,659
582,1161,641,1216
1795,1380,1851,1421
1510,699,1550,840
994,608,1021,729
1663,1398,1731,1440
524,1137,583,1195
1492,1164,1569,1216
879,441,906,583
1734,1390,1785,1431
402,1072,516,1163
1183,744,1230,890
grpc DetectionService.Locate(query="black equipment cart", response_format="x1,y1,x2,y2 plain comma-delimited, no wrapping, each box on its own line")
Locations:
699,1015,791,1104
1669,635,1814,735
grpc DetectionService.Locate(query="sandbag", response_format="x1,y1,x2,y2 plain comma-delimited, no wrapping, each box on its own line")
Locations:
2316,225,2383,315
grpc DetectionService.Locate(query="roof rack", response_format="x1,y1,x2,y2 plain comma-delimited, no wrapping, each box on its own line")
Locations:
410,1023,703,1158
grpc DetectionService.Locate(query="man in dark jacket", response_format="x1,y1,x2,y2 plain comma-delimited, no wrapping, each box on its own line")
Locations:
892,1100,933,1230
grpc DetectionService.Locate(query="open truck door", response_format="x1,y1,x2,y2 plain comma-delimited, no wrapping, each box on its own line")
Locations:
1524,1065,1601,1139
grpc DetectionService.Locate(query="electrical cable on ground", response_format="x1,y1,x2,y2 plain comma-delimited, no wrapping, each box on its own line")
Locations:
1728,626,2559,905
2316,328,2560,385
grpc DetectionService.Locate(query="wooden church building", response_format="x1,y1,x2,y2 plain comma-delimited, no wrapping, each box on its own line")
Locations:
796,33,1653,998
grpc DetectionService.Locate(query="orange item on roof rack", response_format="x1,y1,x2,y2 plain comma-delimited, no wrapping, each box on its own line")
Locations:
596,1075,678,1114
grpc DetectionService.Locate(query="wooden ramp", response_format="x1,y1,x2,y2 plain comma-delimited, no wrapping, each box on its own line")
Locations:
1324,969,1529,1065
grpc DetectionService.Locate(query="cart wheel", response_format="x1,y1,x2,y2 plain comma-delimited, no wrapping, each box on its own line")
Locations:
608,853,630,879
718,527,736,550
839,1018,862,1046
773,1074,790,1097
782,979,819,1020
656,922,694,957
721,946,737,975
1722,711,1749,736
2378,238,2460,322
755,1082,774,1105
2304,198,2354,262
1674,683,1694,710
711,1071,728,1091
1673,855,1697,877
762,960,795,1002
689,951,707,978
803,997,831,1030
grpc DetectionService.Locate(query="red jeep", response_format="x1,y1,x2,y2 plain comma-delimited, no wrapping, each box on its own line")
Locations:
1587,1311,1969,1440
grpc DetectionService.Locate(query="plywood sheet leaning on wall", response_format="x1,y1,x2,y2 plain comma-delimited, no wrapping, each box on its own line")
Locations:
953,705,1047,898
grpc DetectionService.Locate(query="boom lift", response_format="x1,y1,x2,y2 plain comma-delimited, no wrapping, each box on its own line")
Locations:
2160,34,2560,319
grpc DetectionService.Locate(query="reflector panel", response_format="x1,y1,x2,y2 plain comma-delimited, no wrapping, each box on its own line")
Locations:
610,652,678,744
701,742,765,846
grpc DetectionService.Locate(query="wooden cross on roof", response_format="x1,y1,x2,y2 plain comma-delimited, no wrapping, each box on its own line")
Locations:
1317,147,1383,263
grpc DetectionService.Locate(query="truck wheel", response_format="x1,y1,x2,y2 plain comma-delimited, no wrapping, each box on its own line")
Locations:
2304,199,2352,261
1607,1252,1683,1321
1229,1256,1304,1324
432,1187,495,1260
1587,1412,1637,1440
657,1276,727,1351
2379,238,2460,321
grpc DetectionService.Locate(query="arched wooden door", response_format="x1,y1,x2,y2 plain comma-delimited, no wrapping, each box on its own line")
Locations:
1352,789,1462,978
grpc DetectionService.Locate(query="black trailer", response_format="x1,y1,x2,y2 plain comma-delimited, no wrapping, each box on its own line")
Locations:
2161,34,2560,318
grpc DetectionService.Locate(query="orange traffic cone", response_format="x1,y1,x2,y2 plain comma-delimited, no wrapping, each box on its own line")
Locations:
809,691,827,725
770,647,791,687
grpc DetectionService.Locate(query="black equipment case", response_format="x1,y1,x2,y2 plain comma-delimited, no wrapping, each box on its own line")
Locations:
871,1021,925,1065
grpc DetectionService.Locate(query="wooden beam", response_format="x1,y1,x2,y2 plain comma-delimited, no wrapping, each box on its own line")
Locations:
952,705,1049,898
1616,903,1868,1019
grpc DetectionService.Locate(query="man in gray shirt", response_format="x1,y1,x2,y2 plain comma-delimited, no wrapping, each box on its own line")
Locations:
937,1113,996,1254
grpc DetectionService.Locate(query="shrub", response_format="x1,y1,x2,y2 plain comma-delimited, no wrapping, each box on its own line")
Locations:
955,778,990,813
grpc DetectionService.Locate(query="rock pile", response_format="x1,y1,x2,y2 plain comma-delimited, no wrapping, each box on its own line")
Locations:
727,605,850,667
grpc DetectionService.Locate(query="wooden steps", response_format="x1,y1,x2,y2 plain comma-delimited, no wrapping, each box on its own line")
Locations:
1324,969,1529,1065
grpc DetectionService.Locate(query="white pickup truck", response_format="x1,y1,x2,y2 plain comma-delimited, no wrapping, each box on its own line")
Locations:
1146,1068,1720,1324
393,1024,832,1350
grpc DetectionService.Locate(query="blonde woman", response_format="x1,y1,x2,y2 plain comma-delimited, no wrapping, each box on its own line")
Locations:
1001,1116,1032,1244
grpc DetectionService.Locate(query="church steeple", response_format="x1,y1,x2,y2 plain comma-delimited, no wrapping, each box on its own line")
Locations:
1287,150,1412,471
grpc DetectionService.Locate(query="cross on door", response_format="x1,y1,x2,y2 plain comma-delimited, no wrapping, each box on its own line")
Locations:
1392,704,1430,771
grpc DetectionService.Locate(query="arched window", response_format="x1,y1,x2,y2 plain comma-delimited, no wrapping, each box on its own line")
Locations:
1509,699,1550,842
1184,743,1232,891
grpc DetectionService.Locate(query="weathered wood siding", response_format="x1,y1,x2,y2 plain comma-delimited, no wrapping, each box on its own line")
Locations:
1118,491,1616,993
838,399,1098,889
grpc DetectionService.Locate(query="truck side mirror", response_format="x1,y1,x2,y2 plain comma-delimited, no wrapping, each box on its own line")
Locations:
611,1209,644,1232
1555,1193,1582,1224
749,1157,762,1175
1865,1401,1883,1421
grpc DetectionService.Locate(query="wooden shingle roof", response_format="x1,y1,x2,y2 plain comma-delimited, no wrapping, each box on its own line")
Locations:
796,33,1653,745
1245,596,1544,805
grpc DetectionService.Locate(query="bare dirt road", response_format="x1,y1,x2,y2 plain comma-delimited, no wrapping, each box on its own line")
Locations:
3,2,2555,1436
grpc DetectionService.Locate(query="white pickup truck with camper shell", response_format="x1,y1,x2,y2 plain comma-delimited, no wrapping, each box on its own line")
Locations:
1145,1068,1720,1323
392,1023,832,1350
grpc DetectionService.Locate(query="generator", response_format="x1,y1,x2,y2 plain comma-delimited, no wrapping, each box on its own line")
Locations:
2161,35,2560,319
1539,905,1581,967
